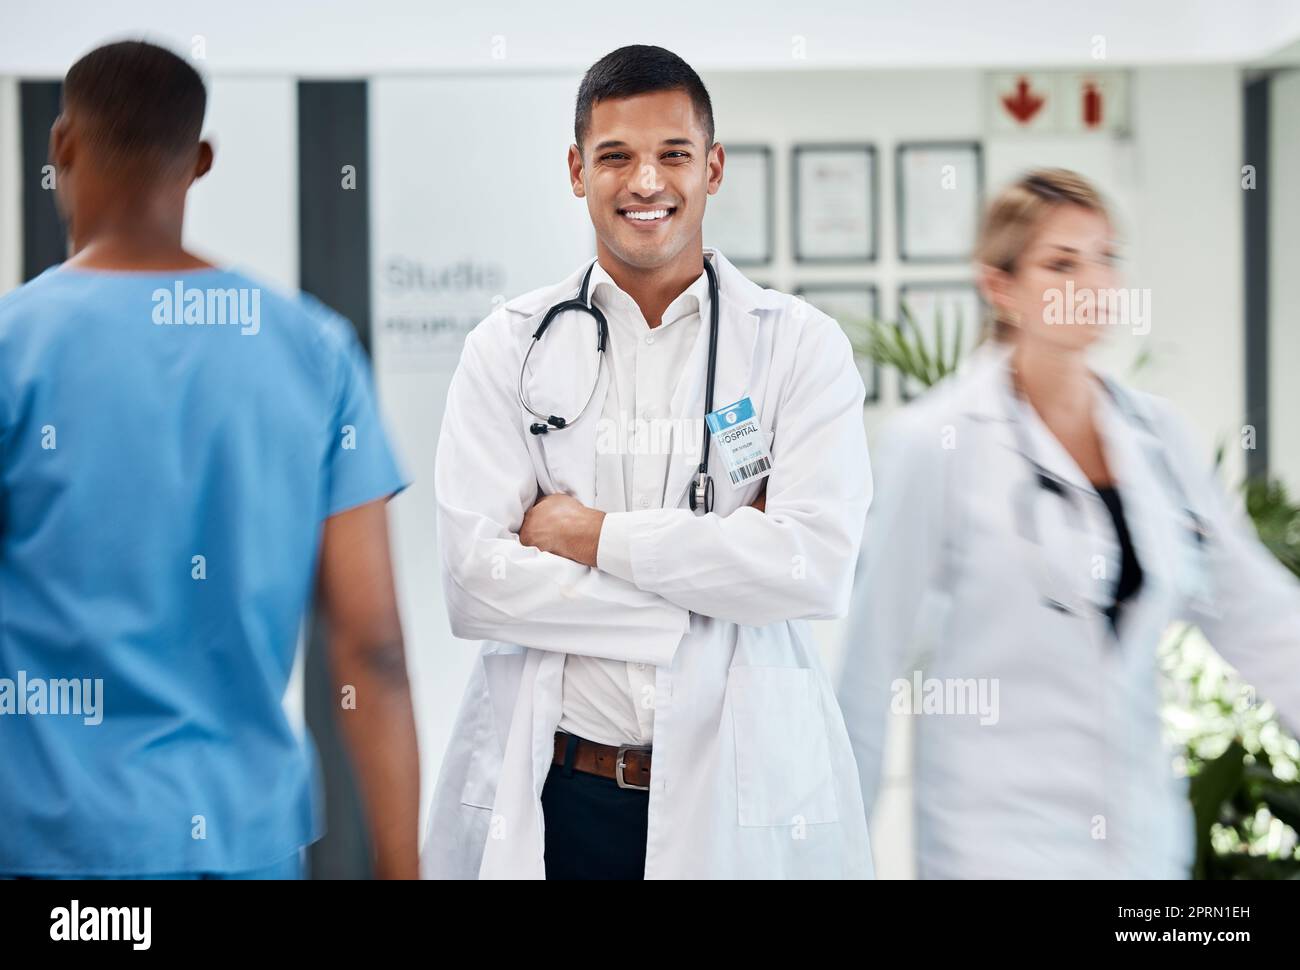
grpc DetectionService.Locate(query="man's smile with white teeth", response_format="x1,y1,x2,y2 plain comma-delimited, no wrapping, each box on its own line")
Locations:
619,207,676,222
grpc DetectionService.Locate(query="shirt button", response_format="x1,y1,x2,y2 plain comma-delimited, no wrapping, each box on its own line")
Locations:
637,495,650,508
644,335,655,345
635,663,647,671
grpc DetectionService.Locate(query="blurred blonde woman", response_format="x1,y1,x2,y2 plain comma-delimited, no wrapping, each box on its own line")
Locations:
835,168,1300,878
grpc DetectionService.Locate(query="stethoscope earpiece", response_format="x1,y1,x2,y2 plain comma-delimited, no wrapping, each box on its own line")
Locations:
529,414,567,436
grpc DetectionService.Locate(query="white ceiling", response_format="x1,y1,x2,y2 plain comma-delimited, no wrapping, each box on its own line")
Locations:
2,0,1299,76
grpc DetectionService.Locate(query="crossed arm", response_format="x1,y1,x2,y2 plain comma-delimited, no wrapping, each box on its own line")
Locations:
517,486,766,567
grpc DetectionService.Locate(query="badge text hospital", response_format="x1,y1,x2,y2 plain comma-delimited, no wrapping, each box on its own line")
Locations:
705,397,772,488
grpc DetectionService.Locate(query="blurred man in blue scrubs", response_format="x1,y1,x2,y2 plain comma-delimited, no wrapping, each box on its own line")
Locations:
0,41,419,878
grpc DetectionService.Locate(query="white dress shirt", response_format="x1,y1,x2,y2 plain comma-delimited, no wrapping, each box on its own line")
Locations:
555,259,710,747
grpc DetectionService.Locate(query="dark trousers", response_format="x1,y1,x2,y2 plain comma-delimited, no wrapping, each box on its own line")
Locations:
541,733,650,880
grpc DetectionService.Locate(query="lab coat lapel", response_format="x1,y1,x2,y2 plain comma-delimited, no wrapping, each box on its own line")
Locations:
963,343,1079,489
1011,389,1095,494
662,268,760,511
965,344,1110,617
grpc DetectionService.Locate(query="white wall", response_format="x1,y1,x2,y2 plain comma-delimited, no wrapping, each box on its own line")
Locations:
185,78,298,290
0,77,19,292
1270,70,1300,490
1124,68,1245,474
3,0,1299,75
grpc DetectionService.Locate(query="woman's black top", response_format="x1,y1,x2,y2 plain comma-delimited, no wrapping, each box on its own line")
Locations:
1094,484,1144,632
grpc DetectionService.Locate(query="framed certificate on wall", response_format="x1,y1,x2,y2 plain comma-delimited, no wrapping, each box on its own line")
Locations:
795,283,880,404
792,144,878,263
703,145,773,265
896,282,982,400
896,141,983,263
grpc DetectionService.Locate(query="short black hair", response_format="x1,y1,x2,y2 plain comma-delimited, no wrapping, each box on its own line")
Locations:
574,45,714,152
63,40,206,168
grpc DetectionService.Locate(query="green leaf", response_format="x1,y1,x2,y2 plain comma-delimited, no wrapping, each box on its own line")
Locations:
1259,783,1300,834
949,308,965,376
899,300,934,382
934,309,946,386
1189,741,1246,880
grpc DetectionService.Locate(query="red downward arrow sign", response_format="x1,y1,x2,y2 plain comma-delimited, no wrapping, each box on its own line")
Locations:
1002,77,1045,124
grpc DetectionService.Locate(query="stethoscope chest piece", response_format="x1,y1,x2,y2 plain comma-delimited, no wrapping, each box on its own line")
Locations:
689,470,714,514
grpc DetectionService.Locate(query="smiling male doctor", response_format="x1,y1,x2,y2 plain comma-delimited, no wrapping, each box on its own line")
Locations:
425,45,874,879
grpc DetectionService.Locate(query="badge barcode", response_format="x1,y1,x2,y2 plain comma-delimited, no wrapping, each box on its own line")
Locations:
729,456,771,484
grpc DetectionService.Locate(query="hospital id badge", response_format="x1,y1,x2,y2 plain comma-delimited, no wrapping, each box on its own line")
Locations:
705,396,772,489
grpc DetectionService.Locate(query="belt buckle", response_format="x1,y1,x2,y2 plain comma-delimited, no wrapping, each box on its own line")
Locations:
615,744,651,791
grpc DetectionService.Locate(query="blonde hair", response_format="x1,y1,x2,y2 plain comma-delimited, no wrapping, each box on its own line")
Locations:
974,168,1112,341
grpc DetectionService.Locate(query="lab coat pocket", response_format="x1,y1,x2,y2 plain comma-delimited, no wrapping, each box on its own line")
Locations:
729,665,840,827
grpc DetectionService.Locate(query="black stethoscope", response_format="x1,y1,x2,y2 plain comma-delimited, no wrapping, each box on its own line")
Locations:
517,256,722,513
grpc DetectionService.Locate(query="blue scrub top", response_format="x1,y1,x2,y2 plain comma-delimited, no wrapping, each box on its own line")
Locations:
0,265,409,875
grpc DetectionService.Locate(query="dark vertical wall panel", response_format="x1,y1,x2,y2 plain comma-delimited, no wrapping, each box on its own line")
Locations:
1244,76,1270,481
298,80,375,879
20,80,64,280
299,81,372,349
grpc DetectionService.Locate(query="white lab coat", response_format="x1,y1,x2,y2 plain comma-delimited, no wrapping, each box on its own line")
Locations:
836,341,1300,879
422,250,875,879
